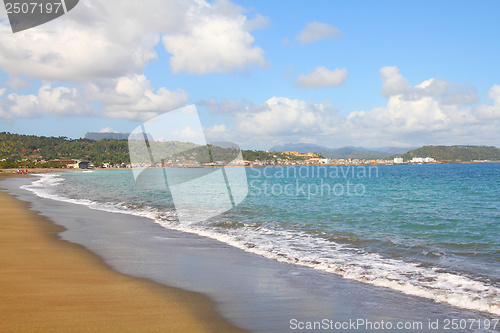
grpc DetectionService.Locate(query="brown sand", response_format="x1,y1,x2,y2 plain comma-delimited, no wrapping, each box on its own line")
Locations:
0,174,247,332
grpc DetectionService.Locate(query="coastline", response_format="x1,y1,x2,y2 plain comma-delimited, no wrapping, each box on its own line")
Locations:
1,171,498,332
0,173,247,333
0,158,497,176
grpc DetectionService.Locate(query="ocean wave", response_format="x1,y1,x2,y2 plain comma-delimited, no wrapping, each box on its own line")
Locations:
159,222,500,316
23,173,500,316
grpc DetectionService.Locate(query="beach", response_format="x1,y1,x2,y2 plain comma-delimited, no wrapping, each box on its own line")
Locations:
1,169,498,333
0,172,247,333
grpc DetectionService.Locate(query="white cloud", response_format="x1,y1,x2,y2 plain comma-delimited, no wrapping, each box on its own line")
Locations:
86,75,189,121
236,97,340,136
1,0,255,80
162,0,267,74
0,88,10,120
0,8,159,81
295,22,341,44
206,124,227,134
4,83,96,119
488,84,500,105
171,125,205,143
380,66,412,96
476,84,500,121
0,0,268,121
6,77,32,91
0,0,255,80
347,67,499,146
98,127,118,133
413,79,478,105
295,67,348,88
0,75,188,122
203,124,229,143
380,66,478,106
0,108,10,121
202,68,500,148
203,97,342,147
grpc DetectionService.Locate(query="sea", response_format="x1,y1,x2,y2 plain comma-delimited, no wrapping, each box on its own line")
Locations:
20,162,500,320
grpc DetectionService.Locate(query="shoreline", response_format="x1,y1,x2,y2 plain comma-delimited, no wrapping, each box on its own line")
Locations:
1,172,497,332
0,173,247,333
1,159,499,175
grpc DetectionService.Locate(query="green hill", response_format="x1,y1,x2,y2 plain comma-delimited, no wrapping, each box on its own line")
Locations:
398,145,500,162
0,132,306,168
0,132,130,168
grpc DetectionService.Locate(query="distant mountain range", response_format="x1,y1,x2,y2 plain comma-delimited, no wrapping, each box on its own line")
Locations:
85,132,130,140
85,132,154,141
269,143,415,159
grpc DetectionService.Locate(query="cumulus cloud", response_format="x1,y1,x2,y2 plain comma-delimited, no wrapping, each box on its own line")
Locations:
171,125,205,143
380,66,478,106
236,97,340,136
6,77,32,91
348,67,499,146
476,84,500,121
0,8,159,81
4,83,96,119
295,22,341,44
487,84,500,105
86,75,189,121
202,97,343,147
295,67,348,88
201,68,500,148
0,0,267,121
1,0,265,80
203,124,230,143
162,0,267,74
0,74,189,122
412,79,478,105
380,66,411,96
0,88,10,120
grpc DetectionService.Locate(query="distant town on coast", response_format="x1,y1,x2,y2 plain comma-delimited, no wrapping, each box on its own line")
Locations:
1,132,499,170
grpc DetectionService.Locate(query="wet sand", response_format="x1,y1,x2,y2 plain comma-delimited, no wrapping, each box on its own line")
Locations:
1,171,497,333
0,172,247,332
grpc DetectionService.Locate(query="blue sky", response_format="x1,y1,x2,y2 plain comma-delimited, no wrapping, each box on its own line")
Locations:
1,0,499,149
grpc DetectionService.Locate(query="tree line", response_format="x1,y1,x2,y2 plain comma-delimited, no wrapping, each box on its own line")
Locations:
0,132,129,168
0,132,307,168
398,145,500,162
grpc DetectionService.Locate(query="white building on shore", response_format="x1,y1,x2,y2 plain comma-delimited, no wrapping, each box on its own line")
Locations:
410,157,435,163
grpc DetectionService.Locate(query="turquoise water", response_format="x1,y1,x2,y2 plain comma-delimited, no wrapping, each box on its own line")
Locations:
24,163,499,315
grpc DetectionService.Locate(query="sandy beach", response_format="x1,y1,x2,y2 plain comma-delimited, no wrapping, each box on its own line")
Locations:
1,170,497,333
0,172,247,333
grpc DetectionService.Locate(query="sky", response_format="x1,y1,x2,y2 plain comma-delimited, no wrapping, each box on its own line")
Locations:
0,0,499,150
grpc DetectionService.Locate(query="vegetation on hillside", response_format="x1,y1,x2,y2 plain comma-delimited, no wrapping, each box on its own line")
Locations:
397,145,500,162
2,133,497,168
0,132,314,168
0,132,129,168
242,150,316,162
